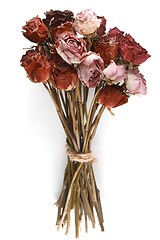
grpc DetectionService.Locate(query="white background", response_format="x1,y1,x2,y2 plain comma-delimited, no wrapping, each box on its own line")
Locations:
0,0,160,239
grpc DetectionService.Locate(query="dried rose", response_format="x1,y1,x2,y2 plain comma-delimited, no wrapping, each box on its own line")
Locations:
50,21,74,42
49,52,78,90
93,34,119,66
74,9,101,35
55,33,87,65
125,68,147,95
22,16,48,43
103,61,126,84
78,52,104,88
20,49,52,83
98,85,128,108
119,34,151,65
43,10,74,28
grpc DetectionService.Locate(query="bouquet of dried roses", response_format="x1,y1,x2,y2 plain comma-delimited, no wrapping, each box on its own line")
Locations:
20,9,150,238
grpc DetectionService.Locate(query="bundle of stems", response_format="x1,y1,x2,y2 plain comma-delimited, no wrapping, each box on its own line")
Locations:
43,80,106,237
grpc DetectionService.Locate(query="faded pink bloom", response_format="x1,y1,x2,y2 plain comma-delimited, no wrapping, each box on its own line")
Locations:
74,9,101,35
55,33,87,64
125,69,147,95
78,52,104,88
103,61,126,84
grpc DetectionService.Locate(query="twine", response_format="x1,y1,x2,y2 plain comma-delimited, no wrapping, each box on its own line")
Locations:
67,147,95,163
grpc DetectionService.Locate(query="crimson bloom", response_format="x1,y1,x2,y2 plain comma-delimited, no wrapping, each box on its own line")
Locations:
20,49,53,83
49,52,78,90
22,16,48,43
119,34,151,64
98,85,128,108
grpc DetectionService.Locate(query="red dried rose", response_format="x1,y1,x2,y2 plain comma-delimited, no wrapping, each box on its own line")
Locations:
98,85,128,108
49,52,78,90
43,10,74,28
20,49,53,83
50,21,74,42
22,16,48,43
119,34,151,64
94,35,119,66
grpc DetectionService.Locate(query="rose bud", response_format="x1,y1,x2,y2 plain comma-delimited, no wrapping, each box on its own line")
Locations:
22,16,48,43
125,68,147,95
55,33,87,65
74,9,101,35
119,34,151,65
48,52,78,90
98,85,128,108
78,52,104,88
20,49,52,83
103,61,126,84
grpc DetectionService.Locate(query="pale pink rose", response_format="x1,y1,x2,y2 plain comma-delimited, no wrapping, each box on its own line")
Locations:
55,32,87,65
103,61,126,84
125,69,147,95
78,51,104,88
74,9,101,35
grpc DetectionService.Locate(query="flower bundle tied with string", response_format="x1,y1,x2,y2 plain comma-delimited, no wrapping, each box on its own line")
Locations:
20,9,150,238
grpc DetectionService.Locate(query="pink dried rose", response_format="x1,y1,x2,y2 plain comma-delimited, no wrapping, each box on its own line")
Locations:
49,51,78,90
74,9,101,35
119,34,151,65
125,68,147,95
20,49,52,83
22,16,48,43
55,33,87,65
103,61,126,84
98,85,128,108
78,52,104,88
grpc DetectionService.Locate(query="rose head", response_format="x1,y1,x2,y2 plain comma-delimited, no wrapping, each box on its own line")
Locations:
22,16,48,43
119,34,151,65
125,68,147,95
50,22,74,42
78,52,104,88
94,34,119,66
20,49,52,83
98,85,128,108
74,9,101,35
43,10,74,28
55,33,87,65
49,52,78,90
103,61,126,85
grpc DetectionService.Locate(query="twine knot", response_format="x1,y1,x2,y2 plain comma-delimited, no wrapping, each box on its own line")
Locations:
67,147,95,163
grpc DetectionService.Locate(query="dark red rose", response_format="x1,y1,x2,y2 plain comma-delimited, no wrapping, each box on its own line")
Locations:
119,34,151,64
98,85,128,108
20,49,53,83
22,16,48,43
97,16,106,36
94,34,119,66
43,10,74,28
49,52,78,90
